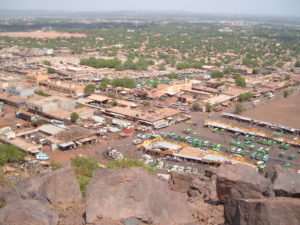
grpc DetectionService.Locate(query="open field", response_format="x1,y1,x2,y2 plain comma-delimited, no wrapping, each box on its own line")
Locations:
242,93,300,129
0,31,86,39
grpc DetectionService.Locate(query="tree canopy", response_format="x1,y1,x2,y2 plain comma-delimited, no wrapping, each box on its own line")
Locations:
70,112,79,123
84,84,95,95
211,70,224,78
234,75,246,87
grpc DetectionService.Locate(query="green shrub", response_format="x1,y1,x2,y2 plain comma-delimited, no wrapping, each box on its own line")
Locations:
0,200,5,208
211,70,224,78
71,156,99,178
35,90,50,97
238,92,253,101
105,158,154,172
71,156,99,197
77,176,91,197
0,145,25,166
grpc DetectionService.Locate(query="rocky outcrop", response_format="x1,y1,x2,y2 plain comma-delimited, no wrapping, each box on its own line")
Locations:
169,172,194,193
0,166,82,205
187,176,210,199
266,165,300,197
224,197,300,225
216,164,273,201
0,199,58,225
86,168,194,225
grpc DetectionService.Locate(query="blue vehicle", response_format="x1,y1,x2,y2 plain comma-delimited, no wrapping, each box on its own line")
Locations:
51,120,64,126
36,153,49,161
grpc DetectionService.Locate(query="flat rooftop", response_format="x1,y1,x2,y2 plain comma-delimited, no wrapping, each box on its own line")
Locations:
107,106,181,123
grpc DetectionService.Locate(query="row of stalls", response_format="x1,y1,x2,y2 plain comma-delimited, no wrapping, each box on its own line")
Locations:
140,138,254,167
222,112,300,135
204,119,300,147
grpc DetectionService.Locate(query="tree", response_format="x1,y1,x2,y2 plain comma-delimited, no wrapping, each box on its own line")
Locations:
140,92,148,100
234,75,246,87
158,63,166,71
235,103,244,114
252,68,260,74
99,77,110,90
211,70,224,78
84,84,95,95
238,92,253,101
111,78,136,89
43,60,51,66
111,100,118,106
70,112,79,123
283,89,293,98
192,103,200,111
47,68,57,74
223,66,235,74
205,103,212,112
107,93,116,98
276,62,284,68
143,101,150,107
294,61,300,67
0,145,25,166
167,72,179,80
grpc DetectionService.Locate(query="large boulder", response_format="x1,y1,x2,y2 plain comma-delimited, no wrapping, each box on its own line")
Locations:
187,176,210,199
0,167,82,204
266,165,300,197
216,164,273,201
169,172,194,193
0,199,58,225
86,168,194,225
224,197,300,225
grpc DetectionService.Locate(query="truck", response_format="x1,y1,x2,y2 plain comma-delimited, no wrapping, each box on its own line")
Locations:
16,112,42,122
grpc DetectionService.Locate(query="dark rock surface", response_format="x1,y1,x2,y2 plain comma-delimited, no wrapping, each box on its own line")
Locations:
224,197,300,225
0,167,82,205
0,199,58,225
216,164,273,201
169,172,194,193
266,165,300,197
86,168,194,225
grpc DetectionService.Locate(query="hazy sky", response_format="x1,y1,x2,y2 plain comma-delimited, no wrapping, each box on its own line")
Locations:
1,0,300,16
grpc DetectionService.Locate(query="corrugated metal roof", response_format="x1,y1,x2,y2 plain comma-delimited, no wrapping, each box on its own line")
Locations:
201,154,231,163
39,124,65,135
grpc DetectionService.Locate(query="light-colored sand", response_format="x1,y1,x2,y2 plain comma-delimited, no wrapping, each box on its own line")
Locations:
0,31,86,39
243,93,300,129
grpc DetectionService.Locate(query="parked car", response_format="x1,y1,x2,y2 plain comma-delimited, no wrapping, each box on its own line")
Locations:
35,153,49,161
170,103,180,108
132,139,143,145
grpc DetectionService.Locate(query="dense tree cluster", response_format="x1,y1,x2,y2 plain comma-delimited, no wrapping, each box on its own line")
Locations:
211,70,224,78
234,75,246,87
238,92,253,101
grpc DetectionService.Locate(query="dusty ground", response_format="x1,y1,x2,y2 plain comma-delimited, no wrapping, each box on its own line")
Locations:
0,105,25,129
0,31,86,39
242,93,300,129
43,109,300,171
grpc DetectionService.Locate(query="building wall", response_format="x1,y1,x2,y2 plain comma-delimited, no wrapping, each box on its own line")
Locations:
19,89,35,97
6,86,34,96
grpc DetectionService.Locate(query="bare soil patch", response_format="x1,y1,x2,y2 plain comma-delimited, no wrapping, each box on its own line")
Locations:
242,93,300,129
0,31,86,39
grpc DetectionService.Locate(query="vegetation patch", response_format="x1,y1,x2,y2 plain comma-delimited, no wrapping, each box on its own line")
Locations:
0,145,26,166
105,158,155,172
35,90,51,97
71,156,99,197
